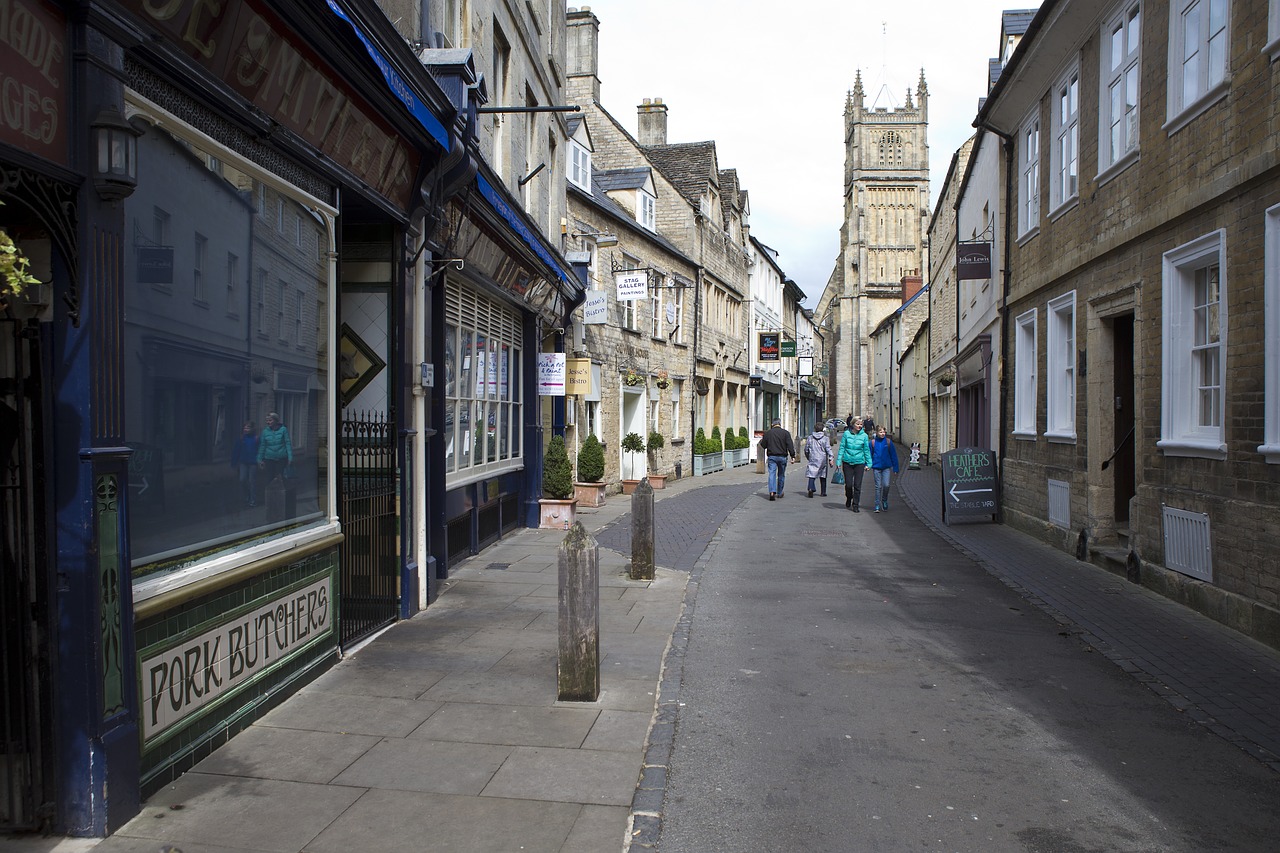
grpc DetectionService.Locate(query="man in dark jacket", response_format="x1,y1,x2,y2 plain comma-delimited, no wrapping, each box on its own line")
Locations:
758,418,796,500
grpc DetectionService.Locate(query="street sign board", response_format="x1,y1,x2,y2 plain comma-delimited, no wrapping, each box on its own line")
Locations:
780,340,796,358
940,447,999,523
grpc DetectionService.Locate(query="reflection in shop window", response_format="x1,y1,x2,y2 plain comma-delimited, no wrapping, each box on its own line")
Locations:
123,116,332,574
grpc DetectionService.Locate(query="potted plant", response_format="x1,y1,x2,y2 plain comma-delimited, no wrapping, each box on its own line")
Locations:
646,430,667,488
538,434,578,529
623,368,645,387
655,369,671,391
621,431,646,493
573,433,607,507
693,427,724,476
938,371,955,388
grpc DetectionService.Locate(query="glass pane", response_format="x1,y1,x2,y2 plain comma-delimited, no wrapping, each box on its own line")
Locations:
1208,31,1225,87
444,400,457,471
123,124,330,572
459,399,472,469
1110,83,1123,160
1111,24,1124,70
500,343,511,401
444,323,458,398
499,403,510,460
459,329,475,401
1129,7,1140,52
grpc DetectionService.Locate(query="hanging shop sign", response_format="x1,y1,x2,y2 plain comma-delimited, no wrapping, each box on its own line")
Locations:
780,340,796,358
615,271,647,302
565,358,591,395
0,0,68,166
537,352,566,396
583,291,608,324
957,241,992,281
758,332,780,362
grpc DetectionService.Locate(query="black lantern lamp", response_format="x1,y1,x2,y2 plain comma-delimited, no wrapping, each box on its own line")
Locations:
92,107,141,202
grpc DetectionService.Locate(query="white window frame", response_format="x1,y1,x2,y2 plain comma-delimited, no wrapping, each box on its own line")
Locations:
569,140,591,190
1166,0,1230,132
1014,308,1038,438
1049,64,1080,214
672,379,683,438
638,190,656,231
650,273,664,337
1045,292,1076,441
1098,2,1142,178
1018,112,1040,237
1263,204,1280,462
620,255,642,332
1160,230,1227,459
671,285,686,345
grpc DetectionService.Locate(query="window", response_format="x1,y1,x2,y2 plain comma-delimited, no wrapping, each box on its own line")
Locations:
671,284,686,345
523,86,538,211
620,255,642,332
256,269,267,336
1050,66,1080,212
193,233,207,302
1045,292,1076,440
122,112,333,575
1014,308,1038,437
154,207,171,246
277,281,287,341
295,289,304,346
1160,230,1227,458
1018,113,1040,236
1263,204,1280,462
443,0,470,48
1167,0,1230,127
638,190,656,231
1269,0,1280,61
672,380,683,438
492,24,510,180
569,141,591,190
650,274,663,337
1100,3,1141,173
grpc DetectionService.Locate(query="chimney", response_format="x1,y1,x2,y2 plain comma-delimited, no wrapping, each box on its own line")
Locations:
638,98,668,146
901,272,923,303
566,8,601,102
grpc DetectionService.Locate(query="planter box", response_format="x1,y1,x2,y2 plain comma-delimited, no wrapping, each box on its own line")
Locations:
725,447,750,468
693,452,723,476
573,482,607,507
538,498,578,530
621,479,641,495
648,474,667,489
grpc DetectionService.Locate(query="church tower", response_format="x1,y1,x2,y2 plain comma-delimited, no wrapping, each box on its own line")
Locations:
817,69,930,420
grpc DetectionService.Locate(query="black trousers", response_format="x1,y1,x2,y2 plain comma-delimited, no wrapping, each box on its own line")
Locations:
843,462,865,507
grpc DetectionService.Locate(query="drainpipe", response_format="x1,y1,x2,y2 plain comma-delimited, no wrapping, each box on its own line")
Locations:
976,121,1015,524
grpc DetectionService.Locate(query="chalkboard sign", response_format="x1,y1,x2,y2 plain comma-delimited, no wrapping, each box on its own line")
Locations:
940,447,998,523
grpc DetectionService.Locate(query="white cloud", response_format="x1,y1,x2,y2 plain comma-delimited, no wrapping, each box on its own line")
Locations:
578,0,1037,303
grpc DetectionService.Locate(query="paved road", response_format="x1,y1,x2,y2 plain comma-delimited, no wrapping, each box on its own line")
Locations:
647,488,1280,852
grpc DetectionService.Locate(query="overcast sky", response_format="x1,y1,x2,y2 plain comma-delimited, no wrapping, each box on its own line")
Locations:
576,0,1038,305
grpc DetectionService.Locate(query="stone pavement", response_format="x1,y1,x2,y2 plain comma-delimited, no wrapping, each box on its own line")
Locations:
897,463,1280,772
68,463,761,853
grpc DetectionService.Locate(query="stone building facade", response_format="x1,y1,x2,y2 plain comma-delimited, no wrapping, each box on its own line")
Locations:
817,70,931,422
977,0,1280,647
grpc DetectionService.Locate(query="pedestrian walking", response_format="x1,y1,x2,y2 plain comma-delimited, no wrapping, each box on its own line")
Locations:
257,411,293,485
230,420,259,507
758,417,796,500
869,424,900,512
803,422,832,498
836,416,870,511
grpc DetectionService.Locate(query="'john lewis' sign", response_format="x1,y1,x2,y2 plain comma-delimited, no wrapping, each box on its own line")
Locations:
140,577,332,742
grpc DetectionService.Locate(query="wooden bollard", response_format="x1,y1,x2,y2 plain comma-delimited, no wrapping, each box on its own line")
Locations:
558,521,600,702
630,477,655,580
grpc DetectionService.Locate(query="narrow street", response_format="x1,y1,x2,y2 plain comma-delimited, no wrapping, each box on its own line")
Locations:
649,474,1280,852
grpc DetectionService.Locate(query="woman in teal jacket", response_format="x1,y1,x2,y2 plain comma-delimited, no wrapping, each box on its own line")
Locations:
837,417,871,511
257,411,293,485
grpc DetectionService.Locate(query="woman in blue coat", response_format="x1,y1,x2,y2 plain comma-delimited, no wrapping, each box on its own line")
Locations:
869,425,900,512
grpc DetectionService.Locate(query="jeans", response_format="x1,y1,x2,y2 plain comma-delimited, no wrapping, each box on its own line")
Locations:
843,462,865,506
873,467,893,508
237,463,257,505
767,455,788,494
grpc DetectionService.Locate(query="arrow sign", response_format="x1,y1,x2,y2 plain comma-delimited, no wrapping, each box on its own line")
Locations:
129,477,150,495
949,482,992,502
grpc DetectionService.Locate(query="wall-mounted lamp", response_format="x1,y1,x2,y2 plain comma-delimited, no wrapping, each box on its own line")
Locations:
595,233,618,248
92,107,142,202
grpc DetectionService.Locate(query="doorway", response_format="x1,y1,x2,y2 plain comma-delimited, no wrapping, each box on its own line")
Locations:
1111,315,1136,524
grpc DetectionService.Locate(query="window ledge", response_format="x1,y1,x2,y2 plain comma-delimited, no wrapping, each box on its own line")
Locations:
1047,196,1079,224
622,328,643,338
1012,429,1038,441
1258,443,1280,464
1044,430,1077,444
446,460,525,491
1016,225,1040,247
1163,79,1230,136
1096,148,1139,188
1268,35,1280,63
1157,438,1227,460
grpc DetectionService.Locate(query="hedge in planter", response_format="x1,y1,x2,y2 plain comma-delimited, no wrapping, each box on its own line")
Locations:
578,433,605,483
543,434,573,499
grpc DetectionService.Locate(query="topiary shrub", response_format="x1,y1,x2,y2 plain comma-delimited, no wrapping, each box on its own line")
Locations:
622,431,645,479
542,434,573,499
694,427,708,455
578,433,604,483
647,430,665,452
738,426,748,446
709,426,723,454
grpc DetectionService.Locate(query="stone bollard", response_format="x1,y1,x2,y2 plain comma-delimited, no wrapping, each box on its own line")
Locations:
630,478,655,581
558,521,600,702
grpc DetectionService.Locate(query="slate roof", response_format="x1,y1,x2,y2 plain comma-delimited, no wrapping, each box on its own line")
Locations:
594,168,651,193
567,178,688,262
641,141,717,208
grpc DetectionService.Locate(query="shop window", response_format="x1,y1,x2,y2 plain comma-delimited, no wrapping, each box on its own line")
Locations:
122,106,334,576
443,280,524,482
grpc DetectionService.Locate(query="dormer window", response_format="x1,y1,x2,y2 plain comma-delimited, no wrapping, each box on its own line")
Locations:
638,190,656,231
569,141,591,190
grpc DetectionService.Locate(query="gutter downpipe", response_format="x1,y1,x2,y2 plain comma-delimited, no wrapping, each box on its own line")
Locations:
975,120,1014,524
